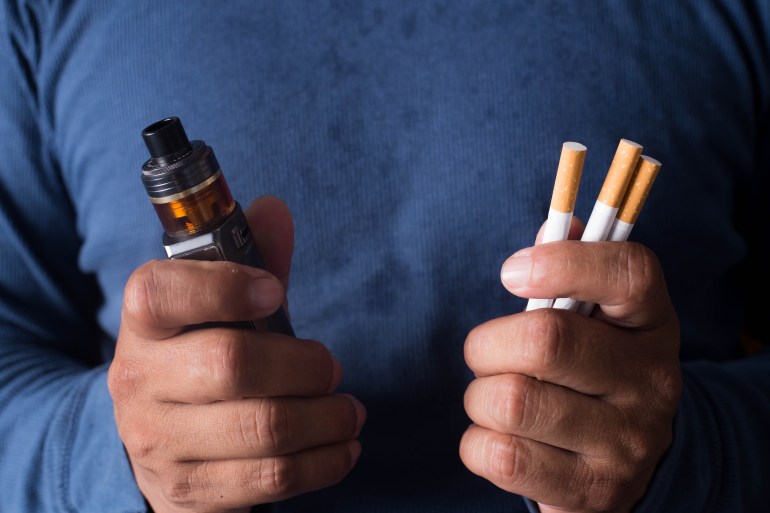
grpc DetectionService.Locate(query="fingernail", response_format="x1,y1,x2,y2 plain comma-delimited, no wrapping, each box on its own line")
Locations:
500,253,532,289
350,396,367,434
328,355,343,393
348,440,362,466
249,278,283,310
513,246,534,257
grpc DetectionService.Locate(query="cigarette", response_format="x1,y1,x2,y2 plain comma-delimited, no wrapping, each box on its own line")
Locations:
553,138,643,312
574,155,662,316
607,155,661,241
527,142,586,311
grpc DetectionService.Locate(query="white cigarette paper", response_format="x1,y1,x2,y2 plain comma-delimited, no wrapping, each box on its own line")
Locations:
526,142,586,311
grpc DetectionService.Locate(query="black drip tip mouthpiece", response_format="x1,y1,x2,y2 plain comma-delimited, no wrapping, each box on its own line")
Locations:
142,116,193,161
140,115,220,201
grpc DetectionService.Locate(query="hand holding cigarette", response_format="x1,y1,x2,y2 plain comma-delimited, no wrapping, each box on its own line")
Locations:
459,139,679,511
527,138,662,316
462,239,682,512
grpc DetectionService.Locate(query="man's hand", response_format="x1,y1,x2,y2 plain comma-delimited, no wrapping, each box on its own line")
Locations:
108,197,365,513
460,240,681,513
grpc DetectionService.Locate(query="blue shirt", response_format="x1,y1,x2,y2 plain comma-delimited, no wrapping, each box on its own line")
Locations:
1,2,768,512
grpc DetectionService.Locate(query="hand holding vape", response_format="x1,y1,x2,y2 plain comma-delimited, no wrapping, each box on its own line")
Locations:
139,116,294,335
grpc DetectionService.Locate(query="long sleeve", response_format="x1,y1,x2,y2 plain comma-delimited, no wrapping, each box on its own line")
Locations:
636,112,770,511
638,21,770,508
632,354,770,512
0,3,145,511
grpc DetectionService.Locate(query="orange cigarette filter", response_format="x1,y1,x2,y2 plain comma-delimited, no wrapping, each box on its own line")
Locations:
597,139,643,208
550,142,587,213
617,155,661,224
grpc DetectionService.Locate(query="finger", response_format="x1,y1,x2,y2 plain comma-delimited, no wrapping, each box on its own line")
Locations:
245,195,294,292
500,240,673,327
464,309,642,395
166,395,366,460
142,440,360,510
460,424,591,511
140,329,342,402
464,374,611,455
123,259,285,340
533,216,585,245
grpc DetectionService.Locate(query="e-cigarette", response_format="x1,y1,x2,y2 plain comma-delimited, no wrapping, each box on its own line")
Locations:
140,116,294,336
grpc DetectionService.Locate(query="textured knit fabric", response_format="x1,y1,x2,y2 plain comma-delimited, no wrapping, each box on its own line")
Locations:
1,2,768,512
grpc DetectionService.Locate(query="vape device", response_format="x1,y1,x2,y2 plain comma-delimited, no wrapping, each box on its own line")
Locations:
140,116,294,336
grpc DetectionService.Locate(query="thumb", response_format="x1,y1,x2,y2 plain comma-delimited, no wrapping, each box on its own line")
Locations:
244,195,294,293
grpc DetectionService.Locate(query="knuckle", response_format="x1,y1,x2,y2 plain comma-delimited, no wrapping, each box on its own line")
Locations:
254,456,298,499
527,310,569,375
577,463,612,511
586,469,635,511
590,481,625,511
107,358,141,403
583,457,644,511
620,243,662,303
206,330,250,397
619,414,673,469
122,422,161,462
621,427,658,465
485,436,529,486
253,400,291,453
494,374,532,432
123,261,166,327
161,467,197,507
